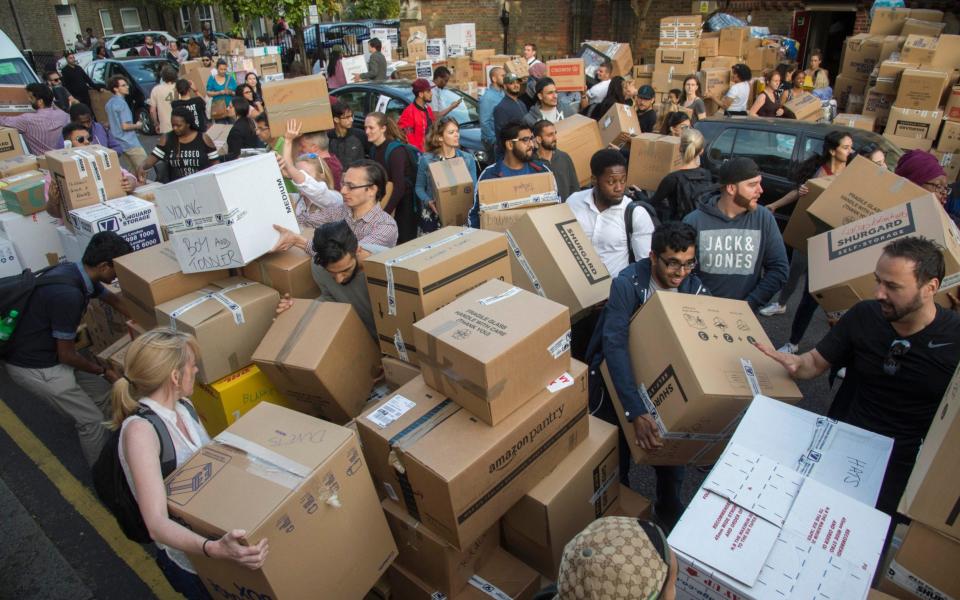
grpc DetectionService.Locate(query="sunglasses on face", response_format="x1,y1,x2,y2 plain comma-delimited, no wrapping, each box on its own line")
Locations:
883,339,911,376
73,136,89,143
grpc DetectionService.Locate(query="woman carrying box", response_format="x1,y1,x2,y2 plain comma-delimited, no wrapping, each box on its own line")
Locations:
414,117,479,235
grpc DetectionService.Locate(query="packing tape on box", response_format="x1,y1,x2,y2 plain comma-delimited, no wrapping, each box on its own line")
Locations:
74,149,109,203
589,469,619,506
215,431,310,489
165,207,246,233
393,329,409,362
477,285,522,305
418,350,509,401
885,559,950,600
505,230,546,297
548,330,572,359
384,228,475,316
739,358,762,397
274,299,322,367
468,575,512,600
167,281,253,330
478,190,560,212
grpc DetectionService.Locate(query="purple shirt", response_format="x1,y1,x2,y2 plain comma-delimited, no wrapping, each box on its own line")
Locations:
0,107,71,155
55,121,124,155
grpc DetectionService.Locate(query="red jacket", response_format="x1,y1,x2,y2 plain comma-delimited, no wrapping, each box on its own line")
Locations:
397,102,434,152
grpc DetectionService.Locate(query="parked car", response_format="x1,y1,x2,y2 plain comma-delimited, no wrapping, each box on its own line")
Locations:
102,31,176,56
85,57,178,135
694,116,903,224
177,31,232,50
303,22,371,56
330,80,490,167
0,29,40,84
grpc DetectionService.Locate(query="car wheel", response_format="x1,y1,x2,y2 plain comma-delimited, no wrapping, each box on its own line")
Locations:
137,107,153,135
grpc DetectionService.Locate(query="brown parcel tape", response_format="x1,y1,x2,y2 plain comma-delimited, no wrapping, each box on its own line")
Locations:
884,107,943,140
154,277,280,383
598,103,641,148
806,156,932,230
477,172,558,213
0,126,25,161
627,133,682,191
364,227,511,364
555,115,603,187
114,241,229,329
600,292,802,466
357,363,589,550
898,364,960,541
505,203,611,320
165,402,397,600
261,74,333,138
0,154,37,178
880,522,960,600
388,547,539,600
252,299,381,423
382,499,499,598
895,69,950,111
808,194,960,315
781,176,833,252
502,416,620,579
428,156,474,227
45,146,124,217
546,58,585,92
240,247,321,299
412,279,571,426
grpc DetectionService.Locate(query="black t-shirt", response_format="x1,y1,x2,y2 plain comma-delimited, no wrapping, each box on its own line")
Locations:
171,98,209,132
6,263,104,368
816,300,960,443
152,132,219,181
638,108,657,133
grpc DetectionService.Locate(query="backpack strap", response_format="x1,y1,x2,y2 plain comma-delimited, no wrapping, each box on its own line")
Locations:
177,398,201,425
136,407,178,478
625,200,638,265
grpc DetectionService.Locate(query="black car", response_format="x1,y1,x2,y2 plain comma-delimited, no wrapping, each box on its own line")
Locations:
85,57,179,135
695,116,903,223
303,22,371,56
330,81,490,166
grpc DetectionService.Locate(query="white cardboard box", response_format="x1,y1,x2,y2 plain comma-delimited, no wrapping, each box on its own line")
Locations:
152,153,298,274
427,38,447,61
0,235,22,276
445,23,476,54
341,55,368,82
0,211,63,270
56,225,84,264
67,196,162,253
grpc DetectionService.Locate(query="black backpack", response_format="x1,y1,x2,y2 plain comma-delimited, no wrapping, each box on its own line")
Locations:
381,140,422,186
624,195,661,265
0,266,78,355
671,170,719,222
91,401,199,544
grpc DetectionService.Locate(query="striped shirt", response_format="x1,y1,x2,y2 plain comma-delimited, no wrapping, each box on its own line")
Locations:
0,107,71,155
294,171,398,248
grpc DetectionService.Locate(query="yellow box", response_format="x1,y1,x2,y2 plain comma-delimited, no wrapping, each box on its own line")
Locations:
192,365,293,435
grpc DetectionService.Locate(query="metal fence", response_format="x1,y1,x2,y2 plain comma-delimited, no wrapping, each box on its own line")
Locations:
24,50,61,76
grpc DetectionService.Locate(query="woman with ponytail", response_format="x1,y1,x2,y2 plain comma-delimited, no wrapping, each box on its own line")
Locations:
114,329,268,599
649,127,715,222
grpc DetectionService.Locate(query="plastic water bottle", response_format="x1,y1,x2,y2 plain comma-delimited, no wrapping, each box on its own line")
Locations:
0,309,20,341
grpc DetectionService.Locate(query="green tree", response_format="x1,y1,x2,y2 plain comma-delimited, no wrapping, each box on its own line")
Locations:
346,0,400,20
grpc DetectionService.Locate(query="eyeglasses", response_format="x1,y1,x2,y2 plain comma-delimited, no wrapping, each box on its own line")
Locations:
922,182,950,196
49,78,60,83
338,114,354,120
341,182,375,192
73,136,89,144
883,339,911,376
509,135,536,145
657,256,697,273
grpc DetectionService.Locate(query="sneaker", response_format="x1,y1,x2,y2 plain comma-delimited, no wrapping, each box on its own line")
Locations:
759,302,786,317
777,342,798,354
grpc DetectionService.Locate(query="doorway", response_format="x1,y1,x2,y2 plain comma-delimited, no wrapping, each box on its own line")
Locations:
55,5,83,50
792,8,856,84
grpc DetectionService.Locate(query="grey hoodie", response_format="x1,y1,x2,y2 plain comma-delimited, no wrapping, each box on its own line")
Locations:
682,192,789,310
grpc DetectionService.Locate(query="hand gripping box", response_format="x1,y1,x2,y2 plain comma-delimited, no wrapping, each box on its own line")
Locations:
476,172,560,215
412,279,571,426
165,402,397,600
260,74,333,139
356,363,589,550
600,292,802,466
45,146,124,214
428,156,475,227
67,196,162,253
363,227,511,364
153,153,299,273
598,103,641,148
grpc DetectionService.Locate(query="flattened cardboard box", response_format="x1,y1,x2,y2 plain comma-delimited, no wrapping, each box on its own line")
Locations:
504,203,611,320
627,133,682,191
252,299,381,424
45,146,124,215
502,416,620,579
476,172,559,213
555,115,603,187
364,227,511,364
412,279,571,426
598,103,641,148
600,292,802,466
154,277,280,383
260,74,333,138
881,521,960,600
428,156,474,227
356,363,589,550
781,176,833,252
388,547,539,600
165,403,397,600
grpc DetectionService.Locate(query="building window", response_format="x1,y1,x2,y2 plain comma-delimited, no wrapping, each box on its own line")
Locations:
198,6,216,31
119,8,141,31
99,9,115,36
179,7,192,32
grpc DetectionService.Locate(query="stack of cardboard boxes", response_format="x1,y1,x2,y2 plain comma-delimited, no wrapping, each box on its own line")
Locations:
657,16,702,96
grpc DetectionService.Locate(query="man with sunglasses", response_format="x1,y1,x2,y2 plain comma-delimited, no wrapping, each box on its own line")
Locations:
45,71,74,112
757,237,960,522
54,103,124,156
586,222,707,532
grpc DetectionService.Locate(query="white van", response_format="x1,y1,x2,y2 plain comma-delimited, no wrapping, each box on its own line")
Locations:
0,29,41,84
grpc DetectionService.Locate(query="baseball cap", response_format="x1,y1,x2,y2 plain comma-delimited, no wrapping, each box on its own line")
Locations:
412,78,431,94
719,157,762,184
637,85,656,100
503,73,520,84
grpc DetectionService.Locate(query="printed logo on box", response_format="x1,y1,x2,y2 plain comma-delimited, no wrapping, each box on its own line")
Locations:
555,219,610,285
827,203,916,260
647,364,689,407
166,446,231,506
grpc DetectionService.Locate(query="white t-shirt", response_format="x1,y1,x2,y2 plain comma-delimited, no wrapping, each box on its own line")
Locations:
725,81,750,112
587,79,611,105
540,106,563,123
566,189,655,278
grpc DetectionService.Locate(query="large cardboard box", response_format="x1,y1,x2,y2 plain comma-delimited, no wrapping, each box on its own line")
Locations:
808,195,960,314
699,68,730,99
935,150,960,184
153,153,298,273
45,146,124,213
718,27,750,57
0,85,32,115
652,66,686,95
598,103,641,148
504,203,611,320
884,133,934,152
895,69,949,111
655,47,699,73
503,56,529,79
862,86,898,130
555,115,603,187
0,126,25,161
388,547,539,600
81,282,130,354
356,363,589,550
190,364,292,436
781,176,833,252
806,155,932,230
700,56,739,70
382,356,420,390
900,35,938,66
874,60,916,94
154,277,280,383
260,74,333,138
840,34,884,80
177,61,208,102
870,7,912,35
600,292,803,465
476,172,559,214
412,279,571,426
501,416,620,579
784,92,822,122
252,299,381,424
606,484,652,519
588,41,633,78
746,45,778,72
627,133,682,191
946,85,960,122
546,58,585,92
364,227,511,363
67,196,162,253
0,211,63,270
383,499,499,598
445,23,476,54
0,175,44,215
479,205,549,233
884,107,943,140
240,246,321,299
832,113,875,131
938,120,960,153
165,403,397,600
878,35,907,64
427,157,474,227
880,522,960,600
699,32,720,57
834,74,867,111
900,18,945,38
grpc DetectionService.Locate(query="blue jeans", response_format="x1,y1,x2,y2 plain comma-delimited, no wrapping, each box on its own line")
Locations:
156,549,212,600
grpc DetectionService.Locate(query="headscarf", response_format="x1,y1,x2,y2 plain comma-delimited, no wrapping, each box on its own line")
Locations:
895,149,946,187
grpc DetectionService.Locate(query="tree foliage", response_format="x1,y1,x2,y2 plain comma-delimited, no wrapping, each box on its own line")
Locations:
346,0,400,20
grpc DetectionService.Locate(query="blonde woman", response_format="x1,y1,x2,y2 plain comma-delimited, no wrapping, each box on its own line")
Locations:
649,128,715,222
114,329,268,598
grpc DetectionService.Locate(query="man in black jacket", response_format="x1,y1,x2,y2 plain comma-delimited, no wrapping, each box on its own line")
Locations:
328,99,367,169
60,51,96,108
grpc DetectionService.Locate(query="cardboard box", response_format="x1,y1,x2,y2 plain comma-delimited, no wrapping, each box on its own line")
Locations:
382,356,420,390
588,41,633,78
606,484,652,519
834,74,868,112
900,35,938,66
253,299,381,423
935,150,960,184
895,69,949,111
388,547,539,600
937,121,960,155
383,499,499,597
190,364,292,436
364,227,511,364
808,195,959,314
655,47,699,72
427,157,474,227
45,146,124,213
746,45,778,72
781,177,833,252
479,205,548,233
502,416,620,578
412,279,571,426
177,61,208,103
0,85,32,115
0,126,25,161
153,153,299,273
869,7,912,35
597,103,641,148
165,403,396,600
652,66,686,95
504,203,611,320
81,281,130,354
884,107,943,140
476,172,559,214
0,211,63,270
840,34,884,80
862,86,898,129
718,27,750,58
0,175,44,215
240,246,321,299
0,154,37,178
555,115,603,188
425,39,446,62
0,235,22,276
878,35,907,65
832,113,875,132
900,18,945,38
784,92,822,122
699,68,730,98
260,74,332,139
945,85,960,122
884,133,934,151
445,23,476,54
356,362,589,550
67,196,162,253
130,181,164,202
545,58,585,92
627,133,682,191
216,38,245,55
503,56,529,79
880,522,960,600
154,277,280,383
874,60,915,94
806,155,934,230
114,241,228,329
699,32,719,57
600,292,802,465
700,56,739,70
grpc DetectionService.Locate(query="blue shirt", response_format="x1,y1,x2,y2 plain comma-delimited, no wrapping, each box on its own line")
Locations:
106,95,141,151
469,159,551,228
479,87,505,147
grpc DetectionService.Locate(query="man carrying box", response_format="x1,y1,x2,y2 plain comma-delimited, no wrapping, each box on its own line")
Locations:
0,83,70,155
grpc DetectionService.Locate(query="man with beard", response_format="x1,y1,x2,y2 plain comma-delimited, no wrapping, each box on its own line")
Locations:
493,74,529,159
0,83,70,154
533,119,578,201
470,121,554,228
683,157,788,310
60,51,96,108
756,237,960,521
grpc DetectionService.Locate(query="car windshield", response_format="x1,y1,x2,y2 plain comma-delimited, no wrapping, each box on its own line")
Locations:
0,58,38,85
447,90,480,125
125,61,166,85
